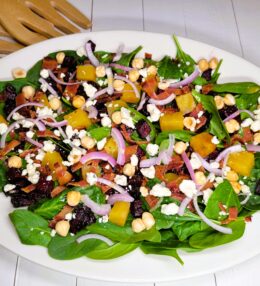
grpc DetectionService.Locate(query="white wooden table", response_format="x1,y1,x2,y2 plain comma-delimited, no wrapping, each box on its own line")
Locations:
0,0,260,285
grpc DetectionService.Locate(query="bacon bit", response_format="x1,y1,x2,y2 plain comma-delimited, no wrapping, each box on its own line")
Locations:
167,155,184,171
155,165,168,181
68,181,88,187
157,106,177,113
98,173,116,193
201,180,214,191
202,84,213,94
84,160,100,174
120,125,148,145
167,175,187,193
15,93,27,106
50,186,66,198
49,205,73,228
221,207,238,225
54,162,72,186
145,195,159,209
42,57,58,70
231,127,253,144
142,76,158,98
0,140,20,157
37,130,60,140
71,162,83,173
145,53,152,59
125,145,138,162
218,202,226,212
19,148,38,158
245,216,252,222
195,115,207,131
63,84,80,98
181,86,191,94
21,184,36,193
190,103,204,118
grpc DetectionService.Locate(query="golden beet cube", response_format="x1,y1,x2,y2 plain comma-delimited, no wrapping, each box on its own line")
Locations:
121,83,141,104
104,137,118,158
190,132,216,157
160,112,184,131
76,65,96,81
176,93,196,114
109,201,130,227
64,109,92,129
227,151,255,177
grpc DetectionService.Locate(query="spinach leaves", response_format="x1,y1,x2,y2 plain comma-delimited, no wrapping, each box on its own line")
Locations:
155,130,194,145
157,56,181,79
212,82,260,94
0,161,7,192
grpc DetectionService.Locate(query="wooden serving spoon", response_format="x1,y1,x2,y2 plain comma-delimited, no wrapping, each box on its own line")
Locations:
0,25,24,54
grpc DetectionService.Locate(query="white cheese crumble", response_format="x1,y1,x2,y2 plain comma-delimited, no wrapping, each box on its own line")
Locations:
46,175,52,181
83,82,97,98
68,148,82,163
140,166,155,179
12,112,24,121
26,130,34,138
50,229,56,237
65,213,73,221
210,162,220,169
43,140,56,152
241,118,253,128
97,137,107,150
250,120,260,132
40,69,49,79
76,46,86,57
139,68,148,78
114,174,127,186
4,184,16,192
65,125,77,139
147,104,161,122
22,120,34,128
241,184,250,195
36,149,45,161
161,203,179,215
146,143,159,157
121,107,135,129
86,172,98,186
190,152,202,170
0,123,8,135
130,154,138,167
203,188,213,204
211,136,220,145
179,180,197,198
98,215,109,223
150,183,171,197
101,115,112,127
54,129,61,137
85,100,97,108
36,106,55,118
195,85,202,92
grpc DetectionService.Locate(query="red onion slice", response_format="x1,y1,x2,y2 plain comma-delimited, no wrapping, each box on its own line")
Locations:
91,87,109,100
7,102,43,121
111,127,126,165
223,109,255,123
81,194,111,215
109,63,133,72
48,70,82,86
25,137,43,148
85,42,100,66
114,75,140,99
107,193,134,205
97,177,126,194
77,234,113,246
140,157,158,168
43,119,68,128
193,195,232,234
194,152,223,176
169,69,200,88
178,197,192,216
181,151,197,183
87,106,98,119
106,67,114,95
113,43,124,62
149,93,176,106
216,145,243,162
80,151,116,167
246,144,260,152
38,78,58,96
137,92,146,111
240,193,251,205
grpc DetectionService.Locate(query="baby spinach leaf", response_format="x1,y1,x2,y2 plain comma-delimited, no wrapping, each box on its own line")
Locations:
212,82,260,94
88,127,111,141
210,59,223,83
204,180,240,220
95,51,114,64
155,130,194,145
26,60,42,86
157,56,181,79
189,220,245,249
0,161,7,192
9,210,51,247
235,92,260,118
172,221,209,241
0,78,32,93
73,185,106,204
192,90,230,142
146,178,162,189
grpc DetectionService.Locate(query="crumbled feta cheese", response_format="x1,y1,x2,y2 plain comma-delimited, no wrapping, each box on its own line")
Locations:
114,174,127,186
65,125,76,139
86,172,98,186
250,120,260,132
210,162,220,169
60,73,65,79
4,184,16,192
28,172,40,184
50,229,56,237
130,154,138,167
54,129,61,137
98,215,109,223
190,152,202,170
40,83,48,92
26,130,34,138
219,210,228,216
161,203,179,215
40,69,49,79
208,173,216,182
72,139,81,147
140,166,155,179
241,118,253,128
68,148,82,163
0,123,8,135
198,111,204,118
36,106,55,118
203,188,213,204
62,161,73,167
241,184,250,195
46,175,52,181
147,104,161,122
101,115,112,127
179,180,197,198
85,100,97,108
121,107,135,129
65,213,73,221
76,46,86,57
150,183,171,197
22,169,28,176
83,82,97,98
36,149,45,161
195,85,202,92
97,138,107,150
214,176,224,187
43,140,56,152
139,68,148,78
211,136,220,145
146,143,159,156
22,120,34,128
78,130,87,139
12,112,24,121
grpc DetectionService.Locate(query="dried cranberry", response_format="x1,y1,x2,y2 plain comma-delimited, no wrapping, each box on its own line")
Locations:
202,68,212,81
87,40,96,51
7,168,23,182
62,56,77,72
36,175,54,196
206,150,220,161
128,173,143,193
219,105,238,120
130,200,144,218
136,146,145,160
3,84,17,115
11,191,35,208
70,205,96,234
136,120,151,139
255,180,260,195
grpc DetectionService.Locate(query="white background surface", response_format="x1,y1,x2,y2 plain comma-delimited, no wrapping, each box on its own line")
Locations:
0,0,259,285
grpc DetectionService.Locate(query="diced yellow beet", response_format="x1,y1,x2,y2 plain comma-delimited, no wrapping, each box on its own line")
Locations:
104,137,118,158
105,100,128,116
227,151,255,176
81,163,101,181
0,115,7,124
121,83,141,104
164,173,179,182
109,201,130,226
76,65,96,81
38,93,50,107
64,109,92,129
176,93,196,114
160,112,184,131
190,132,216,157
42,151,63,178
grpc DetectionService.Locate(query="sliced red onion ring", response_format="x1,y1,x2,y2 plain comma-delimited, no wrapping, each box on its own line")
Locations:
137,92,146,111
246,144,260,152
85,42,100,66
109,63,133,72
178,197,192,216
140,157,158,168
193,195,232,234
87,106,98,119
106,67,114,95
97,177,126,194
7,102,43,121
48,70,82,86
107,193,134,205
240,193,251,205
38,78,58,96
167,134,175,156
169,69,200,88
77,234,113,246
80,151,116,167
181,151,197,183
156,150,171,165
111,127,126,165
25,137,43,148
216,145,243,162
81,194,111,215
92,87,109,100
149,93,176,106
43,119,68,128
194,152,222,176
223,109,255,123
114,75,140,99
113,43,124,62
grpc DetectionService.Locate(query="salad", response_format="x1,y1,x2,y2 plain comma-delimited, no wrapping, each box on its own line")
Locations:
0,36,259,264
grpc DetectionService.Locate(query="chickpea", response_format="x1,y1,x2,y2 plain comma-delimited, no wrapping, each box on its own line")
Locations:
72,95,85,109
132,58,144,69
225,119,240,133
214,95,224,110
55,220,70,237
111,111,122,124
226,170,239,182
96,65,106,78
128,69,140,82
142,212,155,230
183,117,196,131
174,141,187,155
123,163,135,177
49,97,62,111
209,57,219,69
253,133,260,144
8,156,22,168
131,218,146,233
140,186,149,197
198,59,209,72
158,81,170,90
195,171,207,185
81,136,96,149
113,79,125,92
230,181,242,194
22,85,35,99
56,52,65,64
147,65,157,76
12,68,27,79
223,94,236,106
67,191,81,206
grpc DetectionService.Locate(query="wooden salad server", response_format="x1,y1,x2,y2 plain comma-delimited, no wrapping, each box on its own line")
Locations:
0,25,24,54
